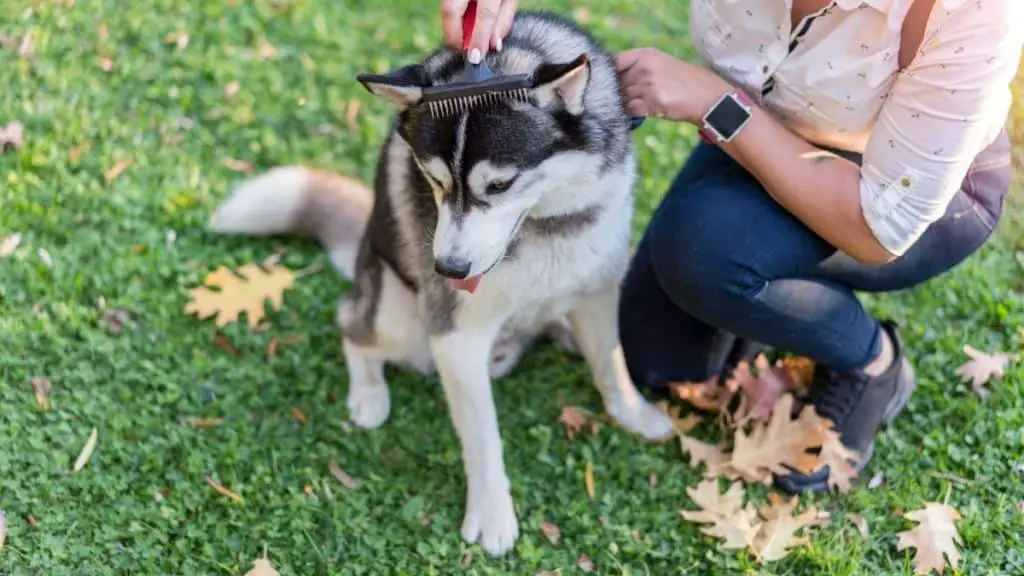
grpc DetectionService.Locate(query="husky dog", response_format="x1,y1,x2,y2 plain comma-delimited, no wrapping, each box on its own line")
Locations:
208,10,675,556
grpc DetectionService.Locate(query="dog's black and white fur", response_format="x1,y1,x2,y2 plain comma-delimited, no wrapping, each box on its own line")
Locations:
208,11,675,556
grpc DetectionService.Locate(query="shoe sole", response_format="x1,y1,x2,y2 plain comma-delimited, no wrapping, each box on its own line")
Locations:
775,357,916,494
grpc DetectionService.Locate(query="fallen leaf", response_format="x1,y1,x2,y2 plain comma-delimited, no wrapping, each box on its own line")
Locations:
164,31,189,50
184,417,223,428
29,376,51,410
329,462,359,489
577,553,594,572
749,493,819,563
0,233,22,257
0,121,24,151
266,339,280,358
37,248,53,268
669,378,734,413
257,38,278,60
730,355,793,424
649,473,658,488
346,100,361,130
204,475,244,502
69,143,87,162
656,399,703,433
17,27,35,59
679,434,731,478
868,471,885,489
221,157,253,173
290,407,308,424
26,514,36,527
775,356,815,391
559,405,590,440
96,22,108,41
96,56,114,71
213,333,241,356
0,509,6,550
104,158,133,184
1016,500,1024,513
100,308,134,335
184,263,296,328
729,394,827,484
679,479,760,549
244,551,279,576
810,426,862,494
224,81,240,99
540,521,560,545
848,513,870,539
584,461,595,500
72,427,98,472
956,345,1014,399
896,502,963,575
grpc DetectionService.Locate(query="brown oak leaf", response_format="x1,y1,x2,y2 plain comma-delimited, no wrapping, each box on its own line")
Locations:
956,345,1014,399
896,502,963,574
679,479,761,549
749,493,820,563
729,394,827,484
669,377,734,413
184,263,295,328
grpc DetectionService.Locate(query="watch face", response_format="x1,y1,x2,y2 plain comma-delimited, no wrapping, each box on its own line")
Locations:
706,95,749,139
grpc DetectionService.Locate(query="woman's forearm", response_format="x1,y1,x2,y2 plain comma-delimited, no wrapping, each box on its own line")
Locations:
715,97,897,266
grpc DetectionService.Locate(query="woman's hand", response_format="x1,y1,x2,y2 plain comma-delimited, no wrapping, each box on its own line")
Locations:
441,0,518,58
615,47,730,124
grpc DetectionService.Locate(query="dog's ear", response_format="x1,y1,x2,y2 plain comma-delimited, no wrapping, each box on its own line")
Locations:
357,64,429,109
532,54,591,115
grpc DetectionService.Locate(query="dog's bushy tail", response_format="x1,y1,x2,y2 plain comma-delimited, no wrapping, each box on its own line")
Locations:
208,166,373,279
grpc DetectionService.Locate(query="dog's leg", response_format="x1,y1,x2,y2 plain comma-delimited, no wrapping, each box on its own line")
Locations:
341,339,391,429
431,326,519,556
568,286,676,441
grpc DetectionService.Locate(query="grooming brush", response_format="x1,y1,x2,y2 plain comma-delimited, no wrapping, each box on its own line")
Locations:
422,0,533,118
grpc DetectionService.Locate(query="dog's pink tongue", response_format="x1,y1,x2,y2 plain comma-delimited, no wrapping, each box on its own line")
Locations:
450,275,482,294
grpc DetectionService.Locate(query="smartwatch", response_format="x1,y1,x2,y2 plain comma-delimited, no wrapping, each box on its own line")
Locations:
698,89,754,145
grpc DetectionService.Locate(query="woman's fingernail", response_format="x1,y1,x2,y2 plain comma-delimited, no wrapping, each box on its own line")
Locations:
468,48,482,64
495,37,503,52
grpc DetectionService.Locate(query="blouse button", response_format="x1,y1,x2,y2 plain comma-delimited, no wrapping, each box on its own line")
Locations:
901,177,912,187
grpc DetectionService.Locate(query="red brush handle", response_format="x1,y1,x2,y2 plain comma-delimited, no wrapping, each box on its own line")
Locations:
462,0,478,51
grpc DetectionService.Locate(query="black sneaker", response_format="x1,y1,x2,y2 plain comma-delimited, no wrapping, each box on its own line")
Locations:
774,321,916,494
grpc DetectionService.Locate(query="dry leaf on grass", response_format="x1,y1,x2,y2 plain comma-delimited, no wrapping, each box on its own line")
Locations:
896,503,963,575
329,462,359,489
558,405,590,440
29,376,51,410
669,378,734,413
730,355,795,424
749,493,820,563
679,434,732,478
729,394,827,484
1,233,22,257
848,513,870,539
257,39,278,60
96,56,114,71
221,157,253,173
577,553,594,572
290,407,308,424
72,427,98,472
184,263,295,328
956,345,1014,399
584,461,595,500
244,549,279,576
104,158,133,183
540,521,560,545
0,121,24,151
656,399,703,433
679,479,761,549
224,81,240,99
183,417,223,428
868,471,885,489
205,476,244,502
164,31,189,50
0,509,6,550
812,428,862,494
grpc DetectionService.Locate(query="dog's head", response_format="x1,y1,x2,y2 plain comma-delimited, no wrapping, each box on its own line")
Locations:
358,48,604,292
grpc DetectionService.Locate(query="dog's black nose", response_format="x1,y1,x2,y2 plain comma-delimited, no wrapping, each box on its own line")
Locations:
434,256,472,279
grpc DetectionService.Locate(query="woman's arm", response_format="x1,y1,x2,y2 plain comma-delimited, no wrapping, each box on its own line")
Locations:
617,0,1022,266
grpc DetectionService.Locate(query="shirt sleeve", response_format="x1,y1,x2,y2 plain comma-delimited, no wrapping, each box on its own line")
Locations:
858,0,1023,257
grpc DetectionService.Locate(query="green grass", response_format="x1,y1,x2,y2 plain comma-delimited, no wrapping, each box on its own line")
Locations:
1,0,1022,574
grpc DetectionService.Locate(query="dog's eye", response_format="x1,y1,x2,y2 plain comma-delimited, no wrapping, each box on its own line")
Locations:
486,177,517,195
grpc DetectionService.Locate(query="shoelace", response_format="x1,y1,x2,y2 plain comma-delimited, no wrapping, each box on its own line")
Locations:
810,368,868,426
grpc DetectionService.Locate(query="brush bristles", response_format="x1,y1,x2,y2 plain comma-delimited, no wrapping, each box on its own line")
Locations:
427,88,530,118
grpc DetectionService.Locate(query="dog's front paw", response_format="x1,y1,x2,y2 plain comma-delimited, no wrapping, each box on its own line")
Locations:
460,483,519,556
608,400,676,443
347,383,390,429
489,339,526,380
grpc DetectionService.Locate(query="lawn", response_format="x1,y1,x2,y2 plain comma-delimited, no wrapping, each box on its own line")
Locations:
1,0,1022,574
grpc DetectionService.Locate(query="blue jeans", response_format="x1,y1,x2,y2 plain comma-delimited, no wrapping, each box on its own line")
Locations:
619,132,1012,388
